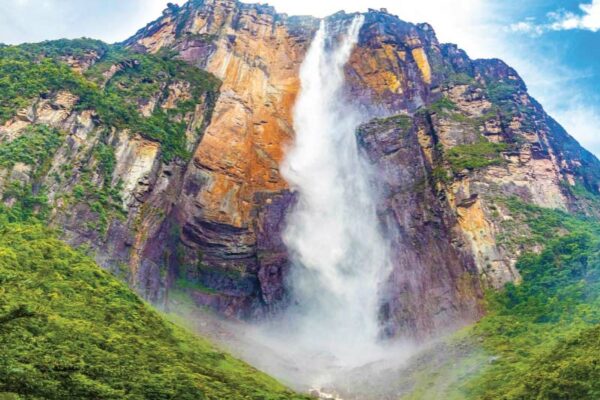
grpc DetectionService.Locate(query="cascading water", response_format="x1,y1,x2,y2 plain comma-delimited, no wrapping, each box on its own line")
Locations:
179,14,412,392
254,15,394,384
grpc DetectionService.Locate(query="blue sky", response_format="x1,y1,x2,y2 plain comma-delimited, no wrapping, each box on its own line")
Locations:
0,0,598,157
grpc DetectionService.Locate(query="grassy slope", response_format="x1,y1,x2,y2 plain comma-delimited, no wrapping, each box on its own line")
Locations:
0,218,308,400
402,199,600,399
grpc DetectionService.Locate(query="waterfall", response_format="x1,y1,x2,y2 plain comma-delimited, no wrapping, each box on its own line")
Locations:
190,15,410,390
278,14,392,374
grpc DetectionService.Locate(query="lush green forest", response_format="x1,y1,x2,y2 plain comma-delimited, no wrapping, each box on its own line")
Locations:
0,214,308,399
466,199,600,399
404,199,600,399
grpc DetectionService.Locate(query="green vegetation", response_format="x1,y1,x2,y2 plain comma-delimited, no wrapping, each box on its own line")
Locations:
366,114,412,132
0,38,221,233
0,45,92,124
465,201,600,399
396,114,413,131
486,81,519,103
0,121,122,234
17,38,109,59
0,125,63,174
416,96,455,119
569,181,600,201
0,217,307,399
83,45,220,162
431,165,452,184
507,324,600,399
175,278,218,294
0,125,64,223
427,96,457,116
484,80,538,130
379,114,412,131
46,137,123,235
565,181,600,216
446,140,507,173
0,39,220,162
446,72,476,86
93,141,117,186
1,182,50,223
72,162,123,232
422,96,492,127
402,199,600,400
499,197,600,248
74,174,124,235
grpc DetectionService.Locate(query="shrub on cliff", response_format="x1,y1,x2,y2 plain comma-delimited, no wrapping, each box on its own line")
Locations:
0,39,220,163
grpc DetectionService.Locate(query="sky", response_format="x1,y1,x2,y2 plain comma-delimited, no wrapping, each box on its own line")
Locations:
0,0,598,157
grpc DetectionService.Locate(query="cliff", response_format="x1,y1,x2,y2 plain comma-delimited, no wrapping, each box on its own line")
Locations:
1,0,599,339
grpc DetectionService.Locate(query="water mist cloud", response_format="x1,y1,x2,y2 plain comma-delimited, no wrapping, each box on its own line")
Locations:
234,15,417,390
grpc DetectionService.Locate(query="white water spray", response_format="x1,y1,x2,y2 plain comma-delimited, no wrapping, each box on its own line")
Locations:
175,15,414,391
276,15,392,376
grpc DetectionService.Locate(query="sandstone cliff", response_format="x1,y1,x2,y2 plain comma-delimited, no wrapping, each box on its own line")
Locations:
1,0,599,339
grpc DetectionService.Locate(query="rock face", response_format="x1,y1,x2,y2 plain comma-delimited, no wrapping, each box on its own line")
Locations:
2,0,600,340
0,37,221,306
358,115,483,337
125,0,319,317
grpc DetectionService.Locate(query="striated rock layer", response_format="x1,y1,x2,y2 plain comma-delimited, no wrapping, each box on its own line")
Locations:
125,0,319,317
126,0,600,337
1,0,600,339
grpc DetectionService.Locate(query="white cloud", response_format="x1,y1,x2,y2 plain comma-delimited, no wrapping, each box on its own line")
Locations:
508,19,545,35
510,0,600,35
0,0,184,44
253,0,495,58
549,0,600,31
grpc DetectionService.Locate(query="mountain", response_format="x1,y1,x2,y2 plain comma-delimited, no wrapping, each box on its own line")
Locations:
123,0,600,338
328,203,600,399
1,0,600,398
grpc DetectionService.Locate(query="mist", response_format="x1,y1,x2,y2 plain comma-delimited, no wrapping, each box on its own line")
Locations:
232,14,413,392
166,13,419,397
280,13,390,365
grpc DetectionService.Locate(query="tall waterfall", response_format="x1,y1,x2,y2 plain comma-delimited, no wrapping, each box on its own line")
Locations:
278,15,392,373
191,15,408,390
